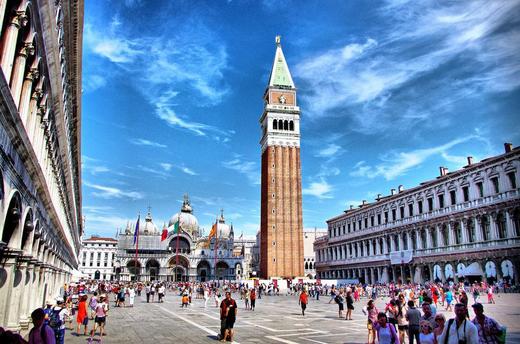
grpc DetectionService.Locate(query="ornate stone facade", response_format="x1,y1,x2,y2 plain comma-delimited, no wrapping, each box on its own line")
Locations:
316,144,520,285
0,0,83,331
260,36,304,279
115,196,247,282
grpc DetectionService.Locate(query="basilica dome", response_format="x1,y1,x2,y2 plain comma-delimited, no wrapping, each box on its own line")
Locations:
168,195,199,236
141,210,158,235
211,210,233,239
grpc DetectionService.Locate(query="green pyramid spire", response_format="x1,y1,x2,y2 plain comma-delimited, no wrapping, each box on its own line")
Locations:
268,35,295,88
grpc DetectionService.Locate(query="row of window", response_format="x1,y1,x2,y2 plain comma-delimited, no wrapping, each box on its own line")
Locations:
321,212,519,261
272,119,295,131
84,243,117,247
329,173,517,238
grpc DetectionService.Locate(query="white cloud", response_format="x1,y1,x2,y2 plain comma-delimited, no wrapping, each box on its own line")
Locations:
160,163,173,171
84,17,233,141
222,156,260,185
350,135,477,180
315,143,344,158
295,1,520,133
130,138,167,148
180,166,198,176
83,74,107,93
84,181,144,200
302,178,333,199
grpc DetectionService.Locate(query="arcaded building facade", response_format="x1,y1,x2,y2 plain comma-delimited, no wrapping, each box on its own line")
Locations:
259,36,304,279
79,237,118,281
315,144,520,285
116,196,247,282
0,0,83,331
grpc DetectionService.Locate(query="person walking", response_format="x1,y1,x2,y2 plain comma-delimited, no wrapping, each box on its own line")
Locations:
299,289,309,316
88,293,98,320
244,288,250,310
433,314,446,343
145,284,151,303
405,300,421,344
363,300,379,344
203,287,210,308
128,286,136,307
471,303,503,344
29,308,56,344
158,284,165,303
487,287,495,304
89,294,109,342
396,296,409,344
221,292,238,342
438,303,478,344
445,289,454,312
345,291,354,320
75,294,89,336
250,288,256,311
49,298,68,344
374,312,400,344
335,290,345,318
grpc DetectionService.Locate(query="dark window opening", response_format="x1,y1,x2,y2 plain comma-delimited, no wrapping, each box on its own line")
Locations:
273,119,278,130
463,186,469,202
408,204,413,216
392,209,396,221
492,177,499,194
477,182,484,197
427,198,433,212
418,201,423,214
507,172,517,189
400,207,405,219
450,190,456,205
438,194,444,208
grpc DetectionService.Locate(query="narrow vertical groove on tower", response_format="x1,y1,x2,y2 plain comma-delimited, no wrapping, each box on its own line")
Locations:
259,37,303,279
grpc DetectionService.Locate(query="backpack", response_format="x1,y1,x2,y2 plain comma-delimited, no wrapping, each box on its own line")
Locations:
49,308,63,331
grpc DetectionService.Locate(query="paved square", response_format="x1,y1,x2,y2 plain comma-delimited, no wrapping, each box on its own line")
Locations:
66,292,520,344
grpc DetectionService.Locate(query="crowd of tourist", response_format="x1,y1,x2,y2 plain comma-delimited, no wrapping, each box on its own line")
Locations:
0,278,510,343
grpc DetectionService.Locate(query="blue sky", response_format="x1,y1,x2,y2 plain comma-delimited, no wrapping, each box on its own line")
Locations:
81,0,520,238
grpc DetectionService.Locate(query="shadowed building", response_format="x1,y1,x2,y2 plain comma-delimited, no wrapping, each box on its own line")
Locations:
260,36,304,279
0,0,83,332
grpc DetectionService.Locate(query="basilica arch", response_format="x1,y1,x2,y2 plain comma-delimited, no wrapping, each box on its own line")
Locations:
197,260,211,282
146,259,161,281
168,255,190,282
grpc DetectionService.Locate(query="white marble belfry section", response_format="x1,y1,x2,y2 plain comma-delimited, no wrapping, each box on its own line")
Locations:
0,0,83,333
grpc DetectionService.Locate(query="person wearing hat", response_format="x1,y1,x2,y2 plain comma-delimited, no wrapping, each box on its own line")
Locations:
471,303,503,344
90,294,109,341
50,297,69,344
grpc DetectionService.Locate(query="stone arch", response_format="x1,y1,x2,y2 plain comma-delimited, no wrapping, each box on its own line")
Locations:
215,261,229,280
235,263,242,278
496,212,507,239
20,206,34,251
273,119,277,130
126,259,141,277
168,236,191,254
283,120,288,130
168,255,189,282
289,120,294,131
146,259,160,280
501,259,514,282
1,190,22,247
304,261,309,270
197,260,211,282
485,261,497,283
278,119,283,130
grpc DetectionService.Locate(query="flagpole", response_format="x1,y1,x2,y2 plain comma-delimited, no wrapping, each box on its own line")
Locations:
214,217,219,281
134,213,140,281
175,217,180,282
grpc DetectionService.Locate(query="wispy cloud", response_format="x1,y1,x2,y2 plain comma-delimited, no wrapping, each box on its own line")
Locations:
303,178,333,199
130,138,167,148
84,181,144,200
295,1,520,134
160,163,172,171
222,155,260,185
84,16,233,141
180,166,198,176
83,74,107,93
315,143,344,159
350,135,478,180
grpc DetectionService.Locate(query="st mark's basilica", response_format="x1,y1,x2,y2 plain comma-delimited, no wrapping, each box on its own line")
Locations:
114,195,248,282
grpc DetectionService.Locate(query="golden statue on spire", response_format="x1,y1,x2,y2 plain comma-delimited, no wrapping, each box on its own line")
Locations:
275,35,281,45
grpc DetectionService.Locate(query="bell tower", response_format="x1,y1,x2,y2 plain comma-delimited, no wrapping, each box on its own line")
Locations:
259,36,304,279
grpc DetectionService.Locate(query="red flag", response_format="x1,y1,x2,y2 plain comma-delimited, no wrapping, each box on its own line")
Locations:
161,228,168,241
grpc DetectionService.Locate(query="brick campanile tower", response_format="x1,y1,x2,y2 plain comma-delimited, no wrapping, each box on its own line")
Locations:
259,36,304,279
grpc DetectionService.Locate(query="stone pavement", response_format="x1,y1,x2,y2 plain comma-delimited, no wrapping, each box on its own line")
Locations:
65,292,520,344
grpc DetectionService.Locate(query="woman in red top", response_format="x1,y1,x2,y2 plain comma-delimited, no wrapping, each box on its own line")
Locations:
76,294,89,336
299,289,309,316
250,288,256,311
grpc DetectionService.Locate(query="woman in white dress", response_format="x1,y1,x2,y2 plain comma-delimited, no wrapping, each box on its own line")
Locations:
419,320,435,344
128,286,136,307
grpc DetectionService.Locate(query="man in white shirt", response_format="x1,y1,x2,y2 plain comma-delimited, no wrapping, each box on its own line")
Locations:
438,303,478,344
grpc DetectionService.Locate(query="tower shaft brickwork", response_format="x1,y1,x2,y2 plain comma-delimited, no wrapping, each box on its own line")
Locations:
259,37,304,279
